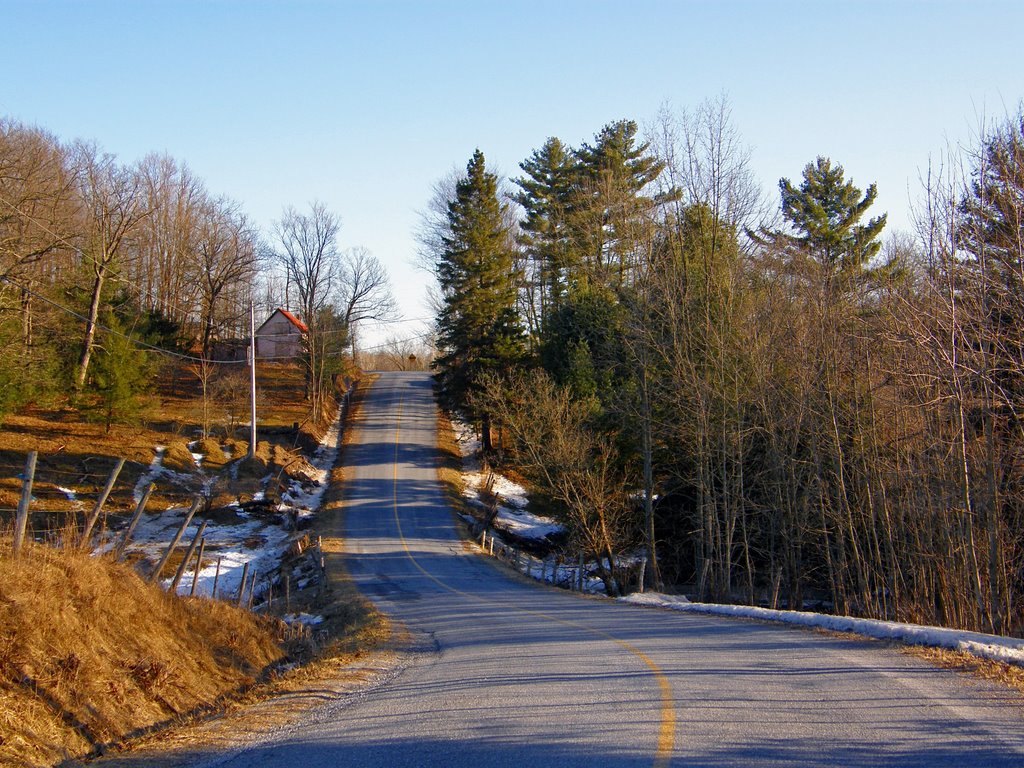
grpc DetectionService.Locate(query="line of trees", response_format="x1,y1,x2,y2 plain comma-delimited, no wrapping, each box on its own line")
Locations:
0,117,395,428
427,98,1024,636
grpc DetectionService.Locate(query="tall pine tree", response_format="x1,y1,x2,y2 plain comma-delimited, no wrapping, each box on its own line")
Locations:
753,156,889,297
570,120,676,291
514,137,575,323
434,150,524,451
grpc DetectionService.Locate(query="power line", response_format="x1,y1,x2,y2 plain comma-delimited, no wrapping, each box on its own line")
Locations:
1,275,249,364
1,275,434,362
0,190,433,343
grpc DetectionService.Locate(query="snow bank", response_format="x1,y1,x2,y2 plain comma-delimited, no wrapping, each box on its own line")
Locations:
620,592,1024,667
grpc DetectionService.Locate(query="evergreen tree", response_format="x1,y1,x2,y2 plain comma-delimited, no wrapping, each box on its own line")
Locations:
434,150,525,451
569,120,677,291
88,316,153,432
754,156,889,295
514,137,575,318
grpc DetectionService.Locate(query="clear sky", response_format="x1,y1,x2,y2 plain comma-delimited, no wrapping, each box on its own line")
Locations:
1,0,1021,345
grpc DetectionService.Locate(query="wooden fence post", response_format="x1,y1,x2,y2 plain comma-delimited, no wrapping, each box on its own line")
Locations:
115,483,153,562
247,569,258,609
236,562,250,607
190,538,206,597
79,457,125,547
316,535,326,605
170,520,208,593
149,498,200,583
13,451,37,557
212,556,223,599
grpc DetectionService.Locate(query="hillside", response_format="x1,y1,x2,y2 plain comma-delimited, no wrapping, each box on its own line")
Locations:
0,360,375,766
0,543,285,766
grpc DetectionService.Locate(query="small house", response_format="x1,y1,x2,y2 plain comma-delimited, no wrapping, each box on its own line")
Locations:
255,308,308,360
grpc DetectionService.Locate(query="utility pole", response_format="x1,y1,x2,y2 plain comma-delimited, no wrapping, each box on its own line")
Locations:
248,301,257,459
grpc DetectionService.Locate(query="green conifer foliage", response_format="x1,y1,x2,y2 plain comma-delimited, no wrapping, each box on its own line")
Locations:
89,317,153,432
434,150,524,451
569,120,676,291
757,156,888,294
514,137,575,315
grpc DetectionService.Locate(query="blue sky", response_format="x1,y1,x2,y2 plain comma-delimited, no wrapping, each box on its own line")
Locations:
2,1,1021,342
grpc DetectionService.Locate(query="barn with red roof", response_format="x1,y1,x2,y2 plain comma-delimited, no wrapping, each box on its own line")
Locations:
255,308,308,360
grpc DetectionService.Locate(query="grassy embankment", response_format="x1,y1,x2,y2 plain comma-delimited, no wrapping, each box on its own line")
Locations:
0,362,386,767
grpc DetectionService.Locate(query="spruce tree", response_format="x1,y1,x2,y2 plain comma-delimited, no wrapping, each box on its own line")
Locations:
434,150,524,451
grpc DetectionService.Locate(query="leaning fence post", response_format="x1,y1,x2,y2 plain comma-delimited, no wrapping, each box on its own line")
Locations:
115,483,153,561
149,498,200,583
212,556,223,599
190,537,206,597
236,562,251,607
79,457,125,546
488,534,495,556
171,520,208,593
13,451,37,557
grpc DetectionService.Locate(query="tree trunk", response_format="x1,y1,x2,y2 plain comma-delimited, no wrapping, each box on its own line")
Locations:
76,269,106,390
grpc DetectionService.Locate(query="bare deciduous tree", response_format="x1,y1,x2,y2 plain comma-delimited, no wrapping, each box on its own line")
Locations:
337,245,397,361
73,144,151,390
481,369,634,596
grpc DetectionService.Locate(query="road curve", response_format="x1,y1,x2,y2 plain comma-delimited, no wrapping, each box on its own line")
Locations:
220,371,1024,767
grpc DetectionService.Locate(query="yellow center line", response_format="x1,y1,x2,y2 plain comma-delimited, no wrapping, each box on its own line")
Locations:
389,391,676,767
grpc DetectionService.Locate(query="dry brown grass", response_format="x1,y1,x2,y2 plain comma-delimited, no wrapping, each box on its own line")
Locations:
0,362,348,533
905,644,1024,696
435,406,470,518
0,540,285,767
0,362,386,766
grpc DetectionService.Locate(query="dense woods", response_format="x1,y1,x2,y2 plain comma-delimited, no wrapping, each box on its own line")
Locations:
0,118,394,428
429,99,1024,636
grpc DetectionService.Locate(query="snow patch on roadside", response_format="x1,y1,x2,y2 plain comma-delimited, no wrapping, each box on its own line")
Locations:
453,417,564,544
283,612,324,626
620,593,1024,667
133,446,166,503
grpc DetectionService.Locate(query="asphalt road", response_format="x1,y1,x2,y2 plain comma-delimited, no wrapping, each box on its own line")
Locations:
219,371,1024,768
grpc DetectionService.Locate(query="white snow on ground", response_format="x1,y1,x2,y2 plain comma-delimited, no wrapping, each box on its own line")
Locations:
620,592,1024,667
282,612,324,626
119,508,291,600
114,405,345,601
57,486,83,509
453,417,565,543
473,532,610,593
488,507,563,540
455,420,1024,667
133,446,166,503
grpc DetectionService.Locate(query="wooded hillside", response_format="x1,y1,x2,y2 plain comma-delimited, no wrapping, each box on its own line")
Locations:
429,99,1024,638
